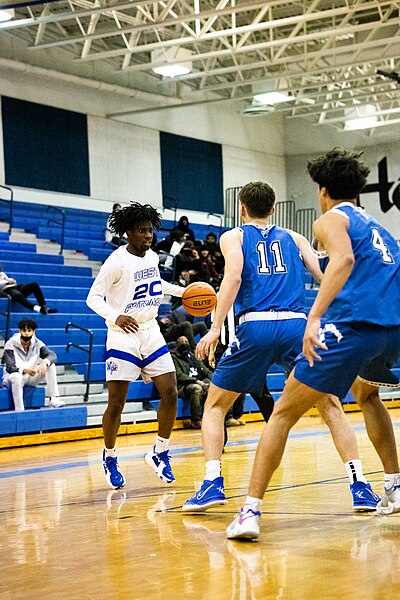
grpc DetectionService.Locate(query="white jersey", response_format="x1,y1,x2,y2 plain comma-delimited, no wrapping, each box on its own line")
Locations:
86,246,183,331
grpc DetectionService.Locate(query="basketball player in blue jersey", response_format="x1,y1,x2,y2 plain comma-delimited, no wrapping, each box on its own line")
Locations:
226,148,400,540
87,203,183,490
313,239,400,515
182,180,379,513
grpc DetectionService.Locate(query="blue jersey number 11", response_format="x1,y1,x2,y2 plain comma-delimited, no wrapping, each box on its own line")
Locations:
256,241,287,274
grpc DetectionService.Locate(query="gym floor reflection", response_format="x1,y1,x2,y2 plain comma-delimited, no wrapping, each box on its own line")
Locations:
1,411,399,600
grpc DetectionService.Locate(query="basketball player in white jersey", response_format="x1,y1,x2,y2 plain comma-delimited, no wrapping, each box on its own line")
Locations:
87,203,184,489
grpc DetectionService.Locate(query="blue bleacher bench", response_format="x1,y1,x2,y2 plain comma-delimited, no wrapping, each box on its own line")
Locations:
0,406,88,436
0,386,45,411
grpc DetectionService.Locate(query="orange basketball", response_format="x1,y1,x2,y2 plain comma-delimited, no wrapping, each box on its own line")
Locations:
182,282,217,317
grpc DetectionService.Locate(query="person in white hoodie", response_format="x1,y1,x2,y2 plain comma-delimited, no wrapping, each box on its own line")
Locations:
2,319,64,411
86,202,184,490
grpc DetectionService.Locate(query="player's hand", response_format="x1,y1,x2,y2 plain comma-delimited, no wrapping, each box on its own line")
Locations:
302,315,327,367
208,339,218,369
115,315,139,333
23,368,37,376
196,328,220,361
36,362,48,377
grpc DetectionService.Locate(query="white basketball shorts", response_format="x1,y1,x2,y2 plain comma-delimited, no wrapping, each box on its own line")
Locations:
105,321,175,382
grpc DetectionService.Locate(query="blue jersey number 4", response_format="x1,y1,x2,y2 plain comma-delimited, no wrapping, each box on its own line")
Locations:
371,228,394,264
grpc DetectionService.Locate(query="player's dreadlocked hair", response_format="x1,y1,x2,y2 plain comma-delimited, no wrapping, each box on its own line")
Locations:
307,147,370,200
108,202,162,237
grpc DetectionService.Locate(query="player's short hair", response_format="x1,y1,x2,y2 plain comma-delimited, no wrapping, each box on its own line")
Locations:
18,319,38,331
307,147,370,200
238,181,276,218
108,202,162,237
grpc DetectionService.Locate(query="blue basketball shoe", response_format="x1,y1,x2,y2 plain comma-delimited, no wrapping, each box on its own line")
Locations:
182,477,227,512
350,481,380,511
145,445,175,483
102,450,126,490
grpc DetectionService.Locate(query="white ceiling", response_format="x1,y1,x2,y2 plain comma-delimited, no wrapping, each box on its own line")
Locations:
1,0,400,132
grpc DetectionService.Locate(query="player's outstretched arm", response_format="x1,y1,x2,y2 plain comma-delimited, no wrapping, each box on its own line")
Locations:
196,229,243,361
161,280,184,297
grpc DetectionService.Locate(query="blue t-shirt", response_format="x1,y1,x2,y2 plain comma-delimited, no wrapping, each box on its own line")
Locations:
323,203,400,326
234,224,306,317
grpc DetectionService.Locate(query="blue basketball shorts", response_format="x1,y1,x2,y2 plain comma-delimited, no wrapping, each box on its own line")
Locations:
294,321,400,399
212,319,306,395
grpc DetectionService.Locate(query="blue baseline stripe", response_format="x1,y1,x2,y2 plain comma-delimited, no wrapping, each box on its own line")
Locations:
142,344,170,367
1,421,399,480
105,349,142,368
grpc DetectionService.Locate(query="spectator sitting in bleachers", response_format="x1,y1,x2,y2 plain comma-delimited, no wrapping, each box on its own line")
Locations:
2,319,65,411
204,232,224,274
171,335,213,429
177,216,195,241
0,269,58,314
163,230,186,271
158,313,208,350
200,244,219,284
174,240,202,277
105,203,128,247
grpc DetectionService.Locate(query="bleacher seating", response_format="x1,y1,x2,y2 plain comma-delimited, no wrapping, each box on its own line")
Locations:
0,198,399,439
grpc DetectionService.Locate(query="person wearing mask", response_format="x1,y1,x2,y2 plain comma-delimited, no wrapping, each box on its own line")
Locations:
2,319,65,411
177,216,195,241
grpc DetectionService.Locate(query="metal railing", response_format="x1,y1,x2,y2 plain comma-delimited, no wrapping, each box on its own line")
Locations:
46,206,66,255
295,208,317,242
65,322,93,402
0,184,14,234
0,294,12,342
269,200,296,230
224,186,241,228
207,212,223,238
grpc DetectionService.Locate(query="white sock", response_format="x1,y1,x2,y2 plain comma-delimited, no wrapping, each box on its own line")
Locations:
155,436,169,454
345,459,367,484
33,305,41,312
384,473,400,492
244,495,262,511
205,460,221,481
105,447,117,458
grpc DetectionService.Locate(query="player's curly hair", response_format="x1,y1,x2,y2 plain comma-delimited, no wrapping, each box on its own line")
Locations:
307,147,370,200
108,202,162,237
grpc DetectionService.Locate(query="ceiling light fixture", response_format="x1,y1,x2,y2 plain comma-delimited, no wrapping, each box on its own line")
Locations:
344,104,379,130
151,47,193,78
0,8,15,22
253,91,294,105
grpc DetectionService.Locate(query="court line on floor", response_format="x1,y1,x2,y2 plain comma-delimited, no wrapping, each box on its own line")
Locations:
1,421,399,480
